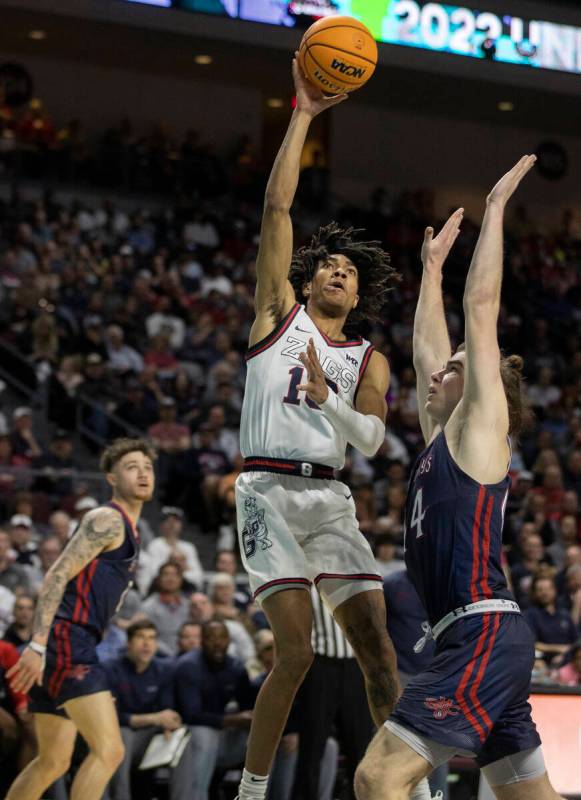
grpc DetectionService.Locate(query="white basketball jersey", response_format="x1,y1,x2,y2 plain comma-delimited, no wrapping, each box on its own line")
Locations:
240,303,375,469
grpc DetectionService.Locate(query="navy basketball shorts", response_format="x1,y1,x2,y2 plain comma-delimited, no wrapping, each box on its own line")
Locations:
389,612,541,766
29,621,109,718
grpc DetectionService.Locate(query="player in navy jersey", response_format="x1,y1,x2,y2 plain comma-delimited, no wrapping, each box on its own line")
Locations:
5,438,156,800
355,157,564,800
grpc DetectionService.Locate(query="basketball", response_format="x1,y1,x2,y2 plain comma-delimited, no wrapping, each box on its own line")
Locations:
298,16,377,95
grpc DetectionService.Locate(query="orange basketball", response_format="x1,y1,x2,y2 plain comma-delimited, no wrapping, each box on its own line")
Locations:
298,16,377,95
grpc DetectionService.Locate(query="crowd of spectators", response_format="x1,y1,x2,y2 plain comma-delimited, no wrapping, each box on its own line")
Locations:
0,92,261,200
0,128,580,796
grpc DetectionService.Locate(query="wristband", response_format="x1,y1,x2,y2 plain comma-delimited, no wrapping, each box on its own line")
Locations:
28,641,47,656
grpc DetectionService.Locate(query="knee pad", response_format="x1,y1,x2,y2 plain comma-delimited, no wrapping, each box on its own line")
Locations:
481,746,546,787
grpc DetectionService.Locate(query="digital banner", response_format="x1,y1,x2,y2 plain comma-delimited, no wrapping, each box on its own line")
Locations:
118,1,581,75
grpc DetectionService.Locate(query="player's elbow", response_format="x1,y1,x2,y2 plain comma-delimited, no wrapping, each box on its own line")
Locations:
463,289,499,312
264,193,291,215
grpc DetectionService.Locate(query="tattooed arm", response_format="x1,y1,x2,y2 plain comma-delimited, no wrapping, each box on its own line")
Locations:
7,506,125,692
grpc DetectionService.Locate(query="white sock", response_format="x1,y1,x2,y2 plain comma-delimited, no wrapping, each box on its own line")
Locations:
411,778,432,800
238,768,269,800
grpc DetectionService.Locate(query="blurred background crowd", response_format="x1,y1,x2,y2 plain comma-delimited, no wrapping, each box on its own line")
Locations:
0,101,580,799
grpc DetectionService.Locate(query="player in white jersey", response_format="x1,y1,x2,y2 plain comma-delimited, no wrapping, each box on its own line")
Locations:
235,58,434,800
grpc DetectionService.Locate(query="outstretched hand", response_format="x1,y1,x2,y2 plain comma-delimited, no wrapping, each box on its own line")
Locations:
487,154,537,208
421,207,464,271
292,54,348,118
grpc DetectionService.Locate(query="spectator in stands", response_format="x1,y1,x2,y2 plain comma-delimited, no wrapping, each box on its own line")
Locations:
47,355,84,430
142,562,190,656
8,515,38,568
47,510,74,546
2,593,34,650
373,534,405,578
73,495,99,523
533,464,566,520
9,408,42,463
547,514,579,570
105,620,185,800
106,324,144,375
115,378,156,433
564,449,581,497
32,429,78,498
528,366,561,414
173,620,255,800
213,550,251,609
511,532,551,603
0,640,35,778
562,564,581,627
0,529,30,593
207,573,241,621
524,575,578,665
148,398,191,455
189,592,255,662
555,641,581,686
177,621,202,656
146,507,203,592
24,536,61,594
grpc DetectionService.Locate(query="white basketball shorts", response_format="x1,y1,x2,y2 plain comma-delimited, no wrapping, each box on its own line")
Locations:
235,471,381,610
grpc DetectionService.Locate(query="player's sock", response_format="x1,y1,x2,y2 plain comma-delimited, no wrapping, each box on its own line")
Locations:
410,778,432,800
238,768,269,800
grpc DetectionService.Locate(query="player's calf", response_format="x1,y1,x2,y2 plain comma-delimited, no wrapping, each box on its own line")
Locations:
334,590,399,725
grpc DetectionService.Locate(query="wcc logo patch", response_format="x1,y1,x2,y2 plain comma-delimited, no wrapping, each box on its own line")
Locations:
424,696,461,720
241,496,272,559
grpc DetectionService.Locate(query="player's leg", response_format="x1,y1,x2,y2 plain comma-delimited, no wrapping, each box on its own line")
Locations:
333,588,399,726
239,588,314,795
482,748,564,800
63,691,125,800
5,712,77,800
354,726,432,800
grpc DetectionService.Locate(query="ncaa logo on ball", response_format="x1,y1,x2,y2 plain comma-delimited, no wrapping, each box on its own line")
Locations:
330,59,366,79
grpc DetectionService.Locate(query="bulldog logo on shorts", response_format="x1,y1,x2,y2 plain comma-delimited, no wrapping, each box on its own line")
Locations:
424,696,461,720
242,496,272,559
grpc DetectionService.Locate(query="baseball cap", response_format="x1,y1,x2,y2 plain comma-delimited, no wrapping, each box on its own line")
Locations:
86,353,103,365
13,407,32,420
518,470,534,482
10,514,32,528
75,496,99,512
161,506,184,520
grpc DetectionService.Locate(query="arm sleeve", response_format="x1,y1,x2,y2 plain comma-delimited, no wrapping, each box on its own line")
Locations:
174,661,224,729
320,392,385,458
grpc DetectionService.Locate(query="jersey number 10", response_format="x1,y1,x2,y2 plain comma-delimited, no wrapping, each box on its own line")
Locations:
282,366,338,410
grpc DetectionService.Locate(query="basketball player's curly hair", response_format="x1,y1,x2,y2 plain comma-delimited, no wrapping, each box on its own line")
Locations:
289,223,400,327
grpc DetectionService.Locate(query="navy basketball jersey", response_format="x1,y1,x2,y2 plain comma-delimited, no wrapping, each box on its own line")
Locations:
55,501,139,636
404,432,513,626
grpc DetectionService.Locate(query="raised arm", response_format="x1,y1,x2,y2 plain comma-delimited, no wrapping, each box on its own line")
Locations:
8,506,125,692
451,155,536,482
413,209,463,444
249,57,347,347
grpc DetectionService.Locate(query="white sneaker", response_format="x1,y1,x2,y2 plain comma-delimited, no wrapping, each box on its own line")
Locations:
431,793,444,800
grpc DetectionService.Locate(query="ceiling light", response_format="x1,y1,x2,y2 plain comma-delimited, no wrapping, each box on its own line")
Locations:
194,55,212,65
498,101,514,112
29,30,47,41
267,98,284,108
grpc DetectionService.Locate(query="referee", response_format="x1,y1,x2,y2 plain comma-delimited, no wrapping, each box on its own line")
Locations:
293,587,374,800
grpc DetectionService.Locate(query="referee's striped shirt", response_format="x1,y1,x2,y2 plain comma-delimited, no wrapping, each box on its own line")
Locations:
311,587,354,659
